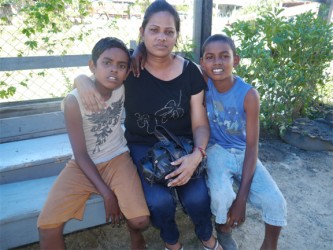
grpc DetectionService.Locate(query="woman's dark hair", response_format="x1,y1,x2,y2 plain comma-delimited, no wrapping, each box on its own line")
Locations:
201,34,237,57
141,0,180,38
91,37,130,67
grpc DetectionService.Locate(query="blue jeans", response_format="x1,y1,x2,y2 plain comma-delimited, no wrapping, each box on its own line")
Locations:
129,144,213,245
206,144,287,227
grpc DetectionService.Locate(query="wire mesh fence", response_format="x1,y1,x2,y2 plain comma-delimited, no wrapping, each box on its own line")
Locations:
1,1,329,105
0,1,195,103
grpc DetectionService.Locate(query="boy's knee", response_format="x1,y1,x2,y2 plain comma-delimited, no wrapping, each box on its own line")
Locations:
39,224,64,237
262,192,287,224
127,216,150,231
267,192,286,211
280,194,287,209
38,224,65,249
278,194,287,217
211,187,236,208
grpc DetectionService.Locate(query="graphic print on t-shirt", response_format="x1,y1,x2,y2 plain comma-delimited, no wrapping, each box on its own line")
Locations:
135,90,184,134
212,99,243,136
87,97,123,153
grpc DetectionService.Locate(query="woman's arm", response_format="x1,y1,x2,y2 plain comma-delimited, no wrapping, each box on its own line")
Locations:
74,74,106,112
190,89,210,150
227,88,260,227
165,90,210,187
64,95,122,225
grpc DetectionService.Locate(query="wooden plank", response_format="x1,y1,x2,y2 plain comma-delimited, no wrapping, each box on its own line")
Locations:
0,55,90,71
0,111,66,143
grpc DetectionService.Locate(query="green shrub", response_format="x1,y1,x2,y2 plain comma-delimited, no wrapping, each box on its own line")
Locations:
224,9,333,134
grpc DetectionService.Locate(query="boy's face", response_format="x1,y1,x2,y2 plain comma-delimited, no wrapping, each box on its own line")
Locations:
89,47,129,92
200,41,240,82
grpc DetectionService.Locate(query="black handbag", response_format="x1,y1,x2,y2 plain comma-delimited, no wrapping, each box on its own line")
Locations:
140,125,207,186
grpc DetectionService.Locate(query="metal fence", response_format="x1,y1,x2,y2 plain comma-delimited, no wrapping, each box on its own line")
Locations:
0,0,327,103
0,0,197,103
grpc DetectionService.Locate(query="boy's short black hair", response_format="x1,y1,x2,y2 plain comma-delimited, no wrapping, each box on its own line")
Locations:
91,37,130,67
201,34,237,57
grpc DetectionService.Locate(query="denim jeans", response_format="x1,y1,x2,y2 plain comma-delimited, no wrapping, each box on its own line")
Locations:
206,143,287,227
129,144,213,245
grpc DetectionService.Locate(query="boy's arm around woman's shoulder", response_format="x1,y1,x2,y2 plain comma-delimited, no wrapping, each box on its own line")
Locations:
73,74,106,113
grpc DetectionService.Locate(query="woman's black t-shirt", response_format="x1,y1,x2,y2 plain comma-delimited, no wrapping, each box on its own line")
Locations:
124,59,206,145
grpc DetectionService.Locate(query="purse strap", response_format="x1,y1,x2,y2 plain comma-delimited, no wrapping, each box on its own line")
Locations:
154,125,184,149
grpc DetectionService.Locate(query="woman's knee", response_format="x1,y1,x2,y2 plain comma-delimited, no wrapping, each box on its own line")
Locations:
180,178,210,205
148,193,175,215
127,216,150,231
181,191,211,218
184,190,210,208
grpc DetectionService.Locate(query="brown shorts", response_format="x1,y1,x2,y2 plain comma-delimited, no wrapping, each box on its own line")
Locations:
38,152,149,229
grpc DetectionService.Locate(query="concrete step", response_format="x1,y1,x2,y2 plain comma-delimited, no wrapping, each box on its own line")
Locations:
0,111,66,143
0,98,62,119
0,176,106,250
0,99,119,249
0,133,72,184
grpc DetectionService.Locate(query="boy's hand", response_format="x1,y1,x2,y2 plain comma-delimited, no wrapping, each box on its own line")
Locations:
101,188,123,227
75,75,106,113
227,198,246,228
130,43,146,78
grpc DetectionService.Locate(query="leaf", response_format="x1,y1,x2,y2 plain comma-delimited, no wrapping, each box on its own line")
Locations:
225,9,333,133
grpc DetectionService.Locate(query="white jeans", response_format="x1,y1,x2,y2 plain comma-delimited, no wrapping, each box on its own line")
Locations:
206,143,287,227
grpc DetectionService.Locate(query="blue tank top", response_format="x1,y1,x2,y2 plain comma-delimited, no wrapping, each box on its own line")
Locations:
206,76,252,150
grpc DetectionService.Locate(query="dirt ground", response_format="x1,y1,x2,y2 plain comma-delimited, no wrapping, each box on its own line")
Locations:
15,135,333,250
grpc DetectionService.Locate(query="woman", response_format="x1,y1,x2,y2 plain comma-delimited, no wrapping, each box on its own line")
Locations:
75,1,222,250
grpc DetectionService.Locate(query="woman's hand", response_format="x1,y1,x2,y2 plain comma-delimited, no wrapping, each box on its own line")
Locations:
130,43,146,78
165,150,202,187
74,74,106,112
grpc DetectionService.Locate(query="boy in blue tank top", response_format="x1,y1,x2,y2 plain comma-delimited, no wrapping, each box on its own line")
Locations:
200,34,287,250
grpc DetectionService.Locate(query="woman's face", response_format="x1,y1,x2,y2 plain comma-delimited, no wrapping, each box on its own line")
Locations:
141,11,178,58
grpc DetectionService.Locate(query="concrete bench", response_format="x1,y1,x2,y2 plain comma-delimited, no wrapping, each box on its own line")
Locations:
0,134,71,184
0,99,66,143
0,100,108,250
0,176,105,249
0,99,70,184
